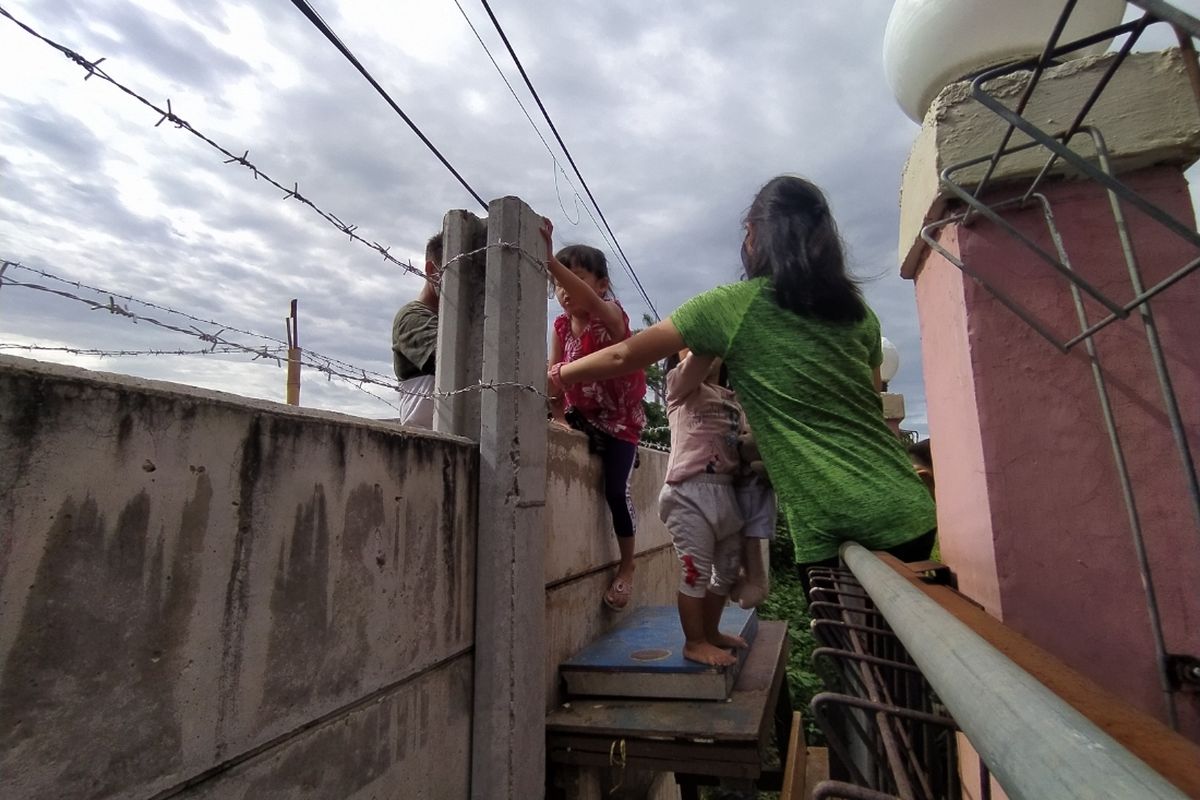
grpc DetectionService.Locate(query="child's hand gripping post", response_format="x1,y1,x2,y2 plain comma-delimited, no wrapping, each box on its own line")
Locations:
539,216,556,266
540,216,625,339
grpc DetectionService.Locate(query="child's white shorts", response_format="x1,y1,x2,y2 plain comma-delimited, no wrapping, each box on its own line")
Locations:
659,476,743,599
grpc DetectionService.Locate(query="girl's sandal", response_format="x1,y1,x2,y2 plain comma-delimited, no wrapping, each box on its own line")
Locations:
603,577,632,611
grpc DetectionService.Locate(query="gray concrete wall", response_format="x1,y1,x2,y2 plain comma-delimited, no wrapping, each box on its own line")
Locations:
0,356,477,800
543,426,676,710
0,356,680,798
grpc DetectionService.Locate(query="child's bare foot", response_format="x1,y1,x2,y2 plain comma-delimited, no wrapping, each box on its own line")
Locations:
683,640,738,667
708,633,748,650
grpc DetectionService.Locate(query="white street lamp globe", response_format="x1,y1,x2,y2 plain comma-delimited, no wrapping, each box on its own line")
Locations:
883,0,1126,123
880,337,900,384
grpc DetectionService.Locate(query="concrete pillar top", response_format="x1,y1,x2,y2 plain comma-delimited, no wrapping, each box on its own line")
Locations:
898,48,1200,279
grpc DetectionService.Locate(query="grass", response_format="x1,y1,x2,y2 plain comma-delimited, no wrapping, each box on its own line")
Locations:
757,533,826,746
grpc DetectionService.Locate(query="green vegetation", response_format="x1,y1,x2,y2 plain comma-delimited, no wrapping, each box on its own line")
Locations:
757,533,825,746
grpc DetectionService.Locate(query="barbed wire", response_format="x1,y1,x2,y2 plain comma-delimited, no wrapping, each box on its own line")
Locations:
1,241,543,385
0,258,549,406
0,343,288,358
0,4,431,284
447,0,662,316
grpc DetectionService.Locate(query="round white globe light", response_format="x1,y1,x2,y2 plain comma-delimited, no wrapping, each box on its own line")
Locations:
880,336,900,384
883,0,1126,123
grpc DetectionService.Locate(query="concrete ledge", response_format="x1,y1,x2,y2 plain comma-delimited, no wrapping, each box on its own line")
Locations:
881,392,906,421
544,425,672,585
0,354,475,444
899,48,1200,279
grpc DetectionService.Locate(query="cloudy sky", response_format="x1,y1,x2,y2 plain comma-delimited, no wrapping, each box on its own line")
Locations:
0,0,1193,432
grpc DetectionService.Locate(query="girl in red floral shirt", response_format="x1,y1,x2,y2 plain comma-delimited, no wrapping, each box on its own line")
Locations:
544,219,647,610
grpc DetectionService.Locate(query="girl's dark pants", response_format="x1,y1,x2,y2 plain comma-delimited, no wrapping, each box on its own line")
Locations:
566,409,638,537
600,438,638,537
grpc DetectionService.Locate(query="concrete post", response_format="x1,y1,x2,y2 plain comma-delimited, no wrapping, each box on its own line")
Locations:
881,392,905,437
899,50,1200,738
471,196,549,799
434,210,488,438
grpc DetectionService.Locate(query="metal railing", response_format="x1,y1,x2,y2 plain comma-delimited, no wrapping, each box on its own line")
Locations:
806,546,1189,800
806,564,960,800
918,0,1200,729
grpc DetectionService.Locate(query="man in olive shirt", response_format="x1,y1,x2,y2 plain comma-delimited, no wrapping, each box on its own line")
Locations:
391,231,442,427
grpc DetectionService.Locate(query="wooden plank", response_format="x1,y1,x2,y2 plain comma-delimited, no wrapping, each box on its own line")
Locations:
801,748,829,799
546,621,787,742
876,553,1200,799
779,712,805,799
549,747,761,780
550,734,758,766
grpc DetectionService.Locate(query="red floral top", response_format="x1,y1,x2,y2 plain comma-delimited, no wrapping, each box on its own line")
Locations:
553,300,647,444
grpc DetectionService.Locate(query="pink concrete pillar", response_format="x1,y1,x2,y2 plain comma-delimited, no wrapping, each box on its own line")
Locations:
912,165,1200,739
897,50,1200,744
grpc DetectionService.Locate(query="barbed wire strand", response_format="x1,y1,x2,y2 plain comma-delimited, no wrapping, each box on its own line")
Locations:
0,344,288,358
0,4,433,284
0,256,549,404
2,242,541,385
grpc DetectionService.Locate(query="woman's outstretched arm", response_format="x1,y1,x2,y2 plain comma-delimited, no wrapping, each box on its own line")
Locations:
555,318,686,388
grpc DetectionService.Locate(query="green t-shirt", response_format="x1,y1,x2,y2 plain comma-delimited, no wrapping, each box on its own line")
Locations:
672,279,935,562
391,300,438,381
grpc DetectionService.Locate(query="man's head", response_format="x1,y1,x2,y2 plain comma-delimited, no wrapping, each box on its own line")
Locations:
425,231,444,282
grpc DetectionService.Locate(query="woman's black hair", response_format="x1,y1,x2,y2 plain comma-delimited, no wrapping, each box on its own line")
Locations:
907,438,933,471
742,176,865,323
555,244,609,282
663,352,729,388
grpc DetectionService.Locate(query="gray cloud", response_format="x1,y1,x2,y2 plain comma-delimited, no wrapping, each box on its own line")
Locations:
1,0,948,424
31,0,250,93
0,100,107,173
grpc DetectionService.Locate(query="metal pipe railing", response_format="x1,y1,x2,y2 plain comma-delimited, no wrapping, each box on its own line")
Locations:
839,543,1189,800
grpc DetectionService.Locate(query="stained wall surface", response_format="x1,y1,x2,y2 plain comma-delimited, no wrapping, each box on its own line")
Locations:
0,356,477,799
0,356,682,798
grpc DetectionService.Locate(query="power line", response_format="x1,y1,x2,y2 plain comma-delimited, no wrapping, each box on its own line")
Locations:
287,0,487,210
447,0,625,286
475,0,660,320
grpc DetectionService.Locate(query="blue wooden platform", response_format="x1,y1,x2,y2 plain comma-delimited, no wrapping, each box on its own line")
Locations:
560,605,759,700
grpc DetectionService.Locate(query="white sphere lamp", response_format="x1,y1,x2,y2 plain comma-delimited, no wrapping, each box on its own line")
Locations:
883,0,1127,123
880,336,901,386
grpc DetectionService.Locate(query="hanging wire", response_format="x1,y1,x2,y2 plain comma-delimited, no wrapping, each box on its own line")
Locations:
287,0,487,210
471,0,660,320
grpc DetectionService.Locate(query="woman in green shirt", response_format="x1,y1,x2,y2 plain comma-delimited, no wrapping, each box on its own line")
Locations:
548,176,936,585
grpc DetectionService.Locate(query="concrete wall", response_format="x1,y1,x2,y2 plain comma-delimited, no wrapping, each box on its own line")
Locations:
543,426,676,710
914,169,1200,739
0,355,477,799
0,356,681,798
